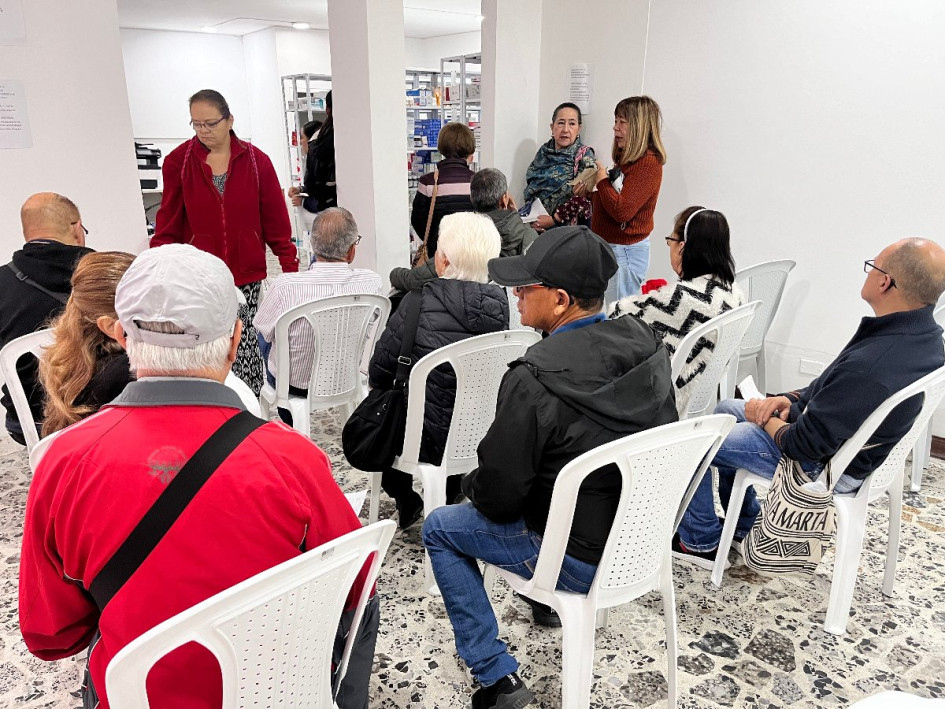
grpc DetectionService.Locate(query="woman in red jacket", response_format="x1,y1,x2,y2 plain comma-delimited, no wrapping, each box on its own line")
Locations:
152,89,299,394
591,96,667,304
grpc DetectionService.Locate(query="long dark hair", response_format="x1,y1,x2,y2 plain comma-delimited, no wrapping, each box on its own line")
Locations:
314,90,333,146
674,206,735,284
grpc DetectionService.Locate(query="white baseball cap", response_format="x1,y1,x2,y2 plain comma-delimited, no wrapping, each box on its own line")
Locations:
116,244,244,348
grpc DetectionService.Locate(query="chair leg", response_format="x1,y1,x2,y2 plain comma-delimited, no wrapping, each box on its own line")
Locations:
419,469,447,595
911,423,931,492
711,469,750,587
595,607,609,630
824,500,867,635
558,600,597,709
883,479,903,597
368,472,381,525
756,345,767,396
661,556,678,709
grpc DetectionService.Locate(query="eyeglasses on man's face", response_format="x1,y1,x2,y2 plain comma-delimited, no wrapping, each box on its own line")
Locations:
189,116,227,132
355,234,363,245
512,283,548,296
70,221,88,236
863,259,897,289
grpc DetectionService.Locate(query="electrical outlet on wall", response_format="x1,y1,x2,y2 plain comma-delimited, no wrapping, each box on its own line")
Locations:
799,359,825,376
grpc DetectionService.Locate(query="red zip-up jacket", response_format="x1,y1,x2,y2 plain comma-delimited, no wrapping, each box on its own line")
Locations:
152,133,299,285
19,380,365,708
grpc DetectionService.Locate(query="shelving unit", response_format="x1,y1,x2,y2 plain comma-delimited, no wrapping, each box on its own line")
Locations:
281,73,331,258
405,69,443,202
439,53,481,170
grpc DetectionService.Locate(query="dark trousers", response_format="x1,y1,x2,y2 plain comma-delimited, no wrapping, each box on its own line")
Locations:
381,467,463,506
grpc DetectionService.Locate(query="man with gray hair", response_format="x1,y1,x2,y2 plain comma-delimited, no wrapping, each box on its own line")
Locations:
1,192,92,444
19,244,378,709
255,206,381,423
389,167,533,295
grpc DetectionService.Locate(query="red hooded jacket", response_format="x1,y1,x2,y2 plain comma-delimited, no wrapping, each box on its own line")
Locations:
152,133,299,285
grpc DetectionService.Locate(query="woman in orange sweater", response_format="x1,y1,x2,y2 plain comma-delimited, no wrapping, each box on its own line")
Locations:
591,96,667,304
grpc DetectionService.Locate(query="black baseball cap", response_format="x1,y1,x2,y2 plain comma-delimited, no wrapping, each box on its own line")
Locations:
488,225,618,299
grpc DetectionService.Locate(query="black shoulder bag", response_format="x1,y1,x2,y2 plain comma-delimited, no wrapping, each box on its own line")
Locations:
6,263,69,305
341,293,422,472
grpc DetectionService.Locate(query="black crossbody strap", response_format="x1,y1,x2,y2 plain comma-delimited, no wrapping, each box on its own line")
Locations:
6,263,69,305
394,293,423,385
88,410,266,611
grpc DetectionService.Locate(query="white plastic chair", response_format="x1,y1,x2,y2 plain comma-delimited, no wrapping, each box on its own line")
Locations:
483,415,736,709
909,300,945,491
368,329,541,590
258,294,390,438
732,260,795,396
0,328,55,453
710,365,945,635
105,520,396,709
671,301,760,419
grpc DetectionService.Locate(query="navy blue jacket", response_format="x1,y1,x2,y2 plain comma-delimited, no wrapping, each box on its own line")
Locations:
777,306,944,481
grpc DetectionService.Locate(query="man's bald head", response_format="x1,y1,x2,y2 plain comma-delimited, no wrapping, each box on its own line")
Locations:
883,238,945,308
20,192,83,244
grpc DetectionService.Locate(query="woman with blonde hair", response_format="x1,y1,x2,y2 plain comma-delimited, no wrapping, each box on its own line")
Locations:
591,95,667,303
39,251,136,436
368,212,509,528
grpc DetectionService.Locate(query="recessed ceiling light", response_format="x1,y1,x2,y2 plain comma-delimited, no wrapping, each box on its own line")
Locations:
200,25,218,33
291,21,310,30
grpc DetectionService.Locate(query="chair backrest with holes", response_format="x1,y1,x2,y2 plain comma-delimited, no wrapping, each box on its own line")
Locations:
105,521,396,709
398,330,541,473
526,415,735,605
0,328,55,452
838,365,945,499
670,302,759,417
734,260,795,356
272,294,390,405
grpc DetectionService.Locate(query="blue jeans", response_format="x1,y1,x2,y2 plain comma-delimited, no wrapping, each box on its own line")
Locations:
422,502,598,686
604,239,650,305
677,398,854,552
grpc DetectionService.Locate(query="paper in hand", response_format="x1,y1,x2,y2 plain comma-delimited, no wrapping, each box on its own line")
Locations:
738,375,764,401
568,166,600,191
520,199,548,224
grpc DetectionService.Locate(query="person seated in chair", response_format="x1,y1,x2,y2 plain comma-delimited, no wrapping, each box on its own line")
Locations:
421,226,678,708
19,244,377,709
0,192,92,444
673,238,945,570
369,212,509,529
254,207,382,425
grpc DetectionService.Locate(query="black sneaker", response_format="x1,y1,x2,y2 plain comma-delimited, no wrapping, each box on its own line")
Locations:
515,593,562,628
471,673,535,709
671,533,730,571
395,492,423,530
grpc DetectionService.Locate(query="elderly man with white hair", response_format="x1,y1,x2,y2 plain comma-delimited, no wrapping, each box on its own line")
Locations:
19,244,377,709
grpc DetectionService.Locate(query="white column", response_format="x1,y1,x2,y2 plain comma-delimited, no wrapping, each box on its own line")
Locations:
0,0,144,254
243,29,290,189
327,0,409,286
480,0,543,200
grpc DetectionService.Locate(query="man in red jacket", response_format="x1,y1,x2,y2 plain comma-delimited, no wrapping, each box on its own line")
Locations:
19,244,375,709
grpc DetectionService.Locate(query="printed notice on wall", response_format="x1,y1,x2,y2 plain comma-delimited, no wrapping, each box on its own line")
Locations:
0,0,27,42
568,64,592,114
0,80,32,149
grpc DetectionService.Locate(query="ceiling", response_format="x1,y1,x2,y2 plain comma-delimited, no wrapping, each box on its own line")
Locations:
117,0,482,38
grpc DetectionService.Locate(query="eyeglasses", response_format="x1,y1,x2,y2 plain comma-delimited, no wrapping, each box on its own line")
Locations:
864,260,897,289
512,283,548,295
189,116,227,131
356,234,363,245
665,236,684,244
71,221,88,236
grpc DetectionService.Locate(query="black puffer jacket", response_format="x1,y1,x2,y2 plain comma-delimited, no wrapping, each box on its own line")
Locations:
369,278,509,464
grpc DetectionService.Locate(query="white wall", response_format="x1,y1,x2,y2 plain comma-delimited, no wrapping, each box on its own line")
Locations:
274,28,332,77
242,29,289,188
120,29,250,143
640,1,945,398
1,1,145,255
406,31,481,70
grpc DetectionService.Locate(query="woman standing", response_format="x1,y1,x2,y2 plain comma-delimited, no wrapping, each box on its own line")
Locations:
152,89,298,395
304,90,337,213
591,96,667,303
523,101,597,232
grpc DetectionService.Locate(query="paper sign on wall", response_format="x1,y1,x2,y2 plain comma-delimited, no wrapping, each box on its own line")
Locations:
0,80,32,149
0,0,27,42
568,64,592,114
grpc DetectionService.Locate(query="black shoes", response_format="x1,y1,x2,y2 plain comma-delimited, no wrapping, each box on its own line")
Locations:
671,533,730,571
471,673,535,709
515,592,562,628
396,492,423,530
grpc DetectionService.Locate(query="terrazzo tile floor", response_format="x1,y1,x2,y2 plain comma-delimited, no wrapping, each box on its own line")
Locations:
2,409,944,708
